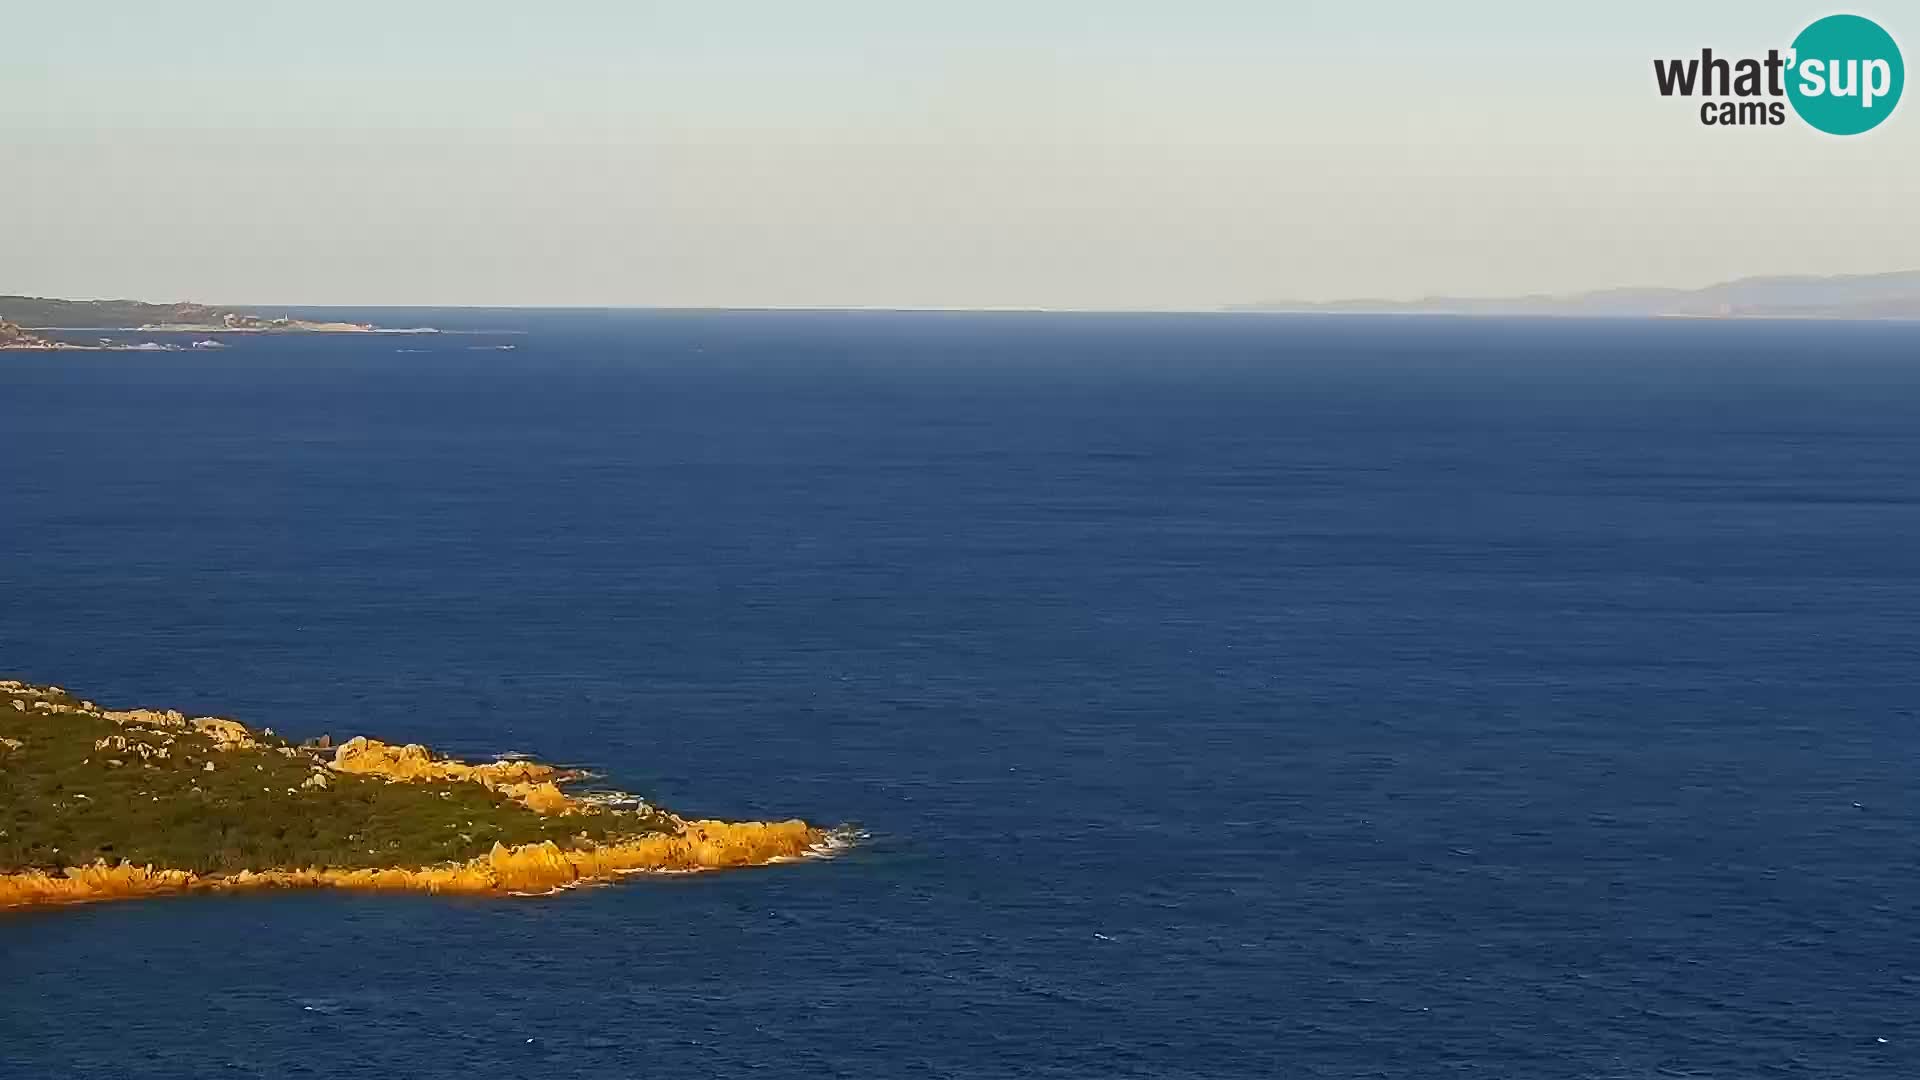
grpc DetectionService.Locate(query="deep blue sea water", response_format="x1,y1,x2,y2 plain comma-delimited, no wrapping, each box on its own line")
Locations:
3,312,1919,1078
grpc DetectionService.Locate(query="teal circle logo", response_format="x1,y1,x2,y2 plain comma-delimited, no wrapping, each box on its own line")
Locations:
1787,14,1904,134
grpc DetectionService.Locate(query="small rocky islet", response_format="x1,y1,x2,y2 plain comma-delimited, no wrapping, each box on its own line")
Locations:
0,679,827,910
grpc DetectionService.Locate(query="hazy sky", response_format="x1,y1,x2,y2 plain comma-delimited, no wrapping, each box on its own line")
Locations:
5,1,1916,309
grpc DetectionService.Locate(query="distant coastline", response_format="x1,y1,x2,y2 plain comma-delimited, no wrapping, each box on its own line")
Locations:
1228,270,1920,320
136,322,439,334
0,318,227,353
14,277,1920,330
0,295,438,348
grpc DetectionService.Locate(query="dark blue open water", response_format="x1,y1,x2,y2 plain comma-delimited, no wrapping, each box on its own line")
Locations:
3,312,1919,1078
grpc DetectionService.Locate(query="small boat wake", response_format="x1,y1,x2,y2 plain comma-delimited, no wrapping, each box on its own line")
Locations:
795,823,868,861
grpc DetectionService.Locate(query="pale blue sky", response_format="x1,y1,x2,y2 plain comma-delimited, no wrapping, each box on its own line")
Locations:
5,2,1915,308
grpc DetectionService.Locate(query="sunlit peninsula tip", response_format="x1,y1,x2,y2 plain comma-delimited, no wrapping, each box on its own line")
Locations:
0,680,833,910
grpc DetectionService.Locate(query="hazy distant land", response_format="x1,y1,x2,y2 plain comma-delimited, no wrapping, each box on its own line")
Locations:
12,275,1920,338
1,316,232,353
1230,271,1920,320
0,296,435,341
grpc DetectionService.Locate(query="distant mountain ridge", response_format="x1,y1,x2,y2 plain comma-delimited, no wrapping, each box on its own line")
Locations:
1229,271,1920,319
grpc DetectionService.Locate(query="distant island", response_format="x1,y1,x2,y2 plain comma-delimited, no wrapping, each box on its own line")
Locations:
1229,270,1920,320
0,295,436,344
0,679,833,909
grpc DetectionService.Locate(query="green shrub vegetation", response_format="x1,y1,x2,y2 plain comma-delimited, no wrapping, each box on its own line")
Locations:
0,691,670,875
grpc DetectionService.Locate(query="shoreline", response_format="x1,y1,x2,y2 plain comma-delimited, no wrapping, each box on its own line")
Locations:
133,325,441,334
0,819,830,911
0,344,206,353
0,679,834,912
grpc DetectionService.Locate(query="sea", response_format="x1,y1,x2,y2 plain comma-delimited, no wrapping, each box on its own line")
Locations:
2,311,1918,1078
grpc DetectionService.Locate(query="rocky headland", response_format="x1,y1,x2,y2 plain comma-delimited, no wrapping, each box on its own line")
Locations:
0,679,830,910
0,318,78,350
